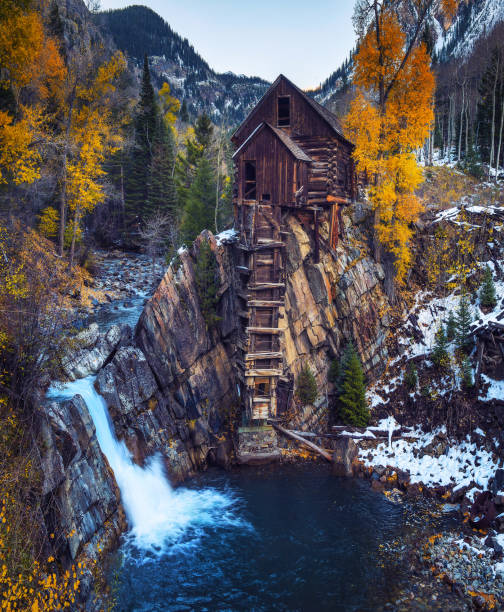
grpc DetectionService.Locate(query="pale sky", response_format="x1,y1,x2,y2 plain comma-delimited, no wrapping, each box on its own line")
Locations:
99,0,357,89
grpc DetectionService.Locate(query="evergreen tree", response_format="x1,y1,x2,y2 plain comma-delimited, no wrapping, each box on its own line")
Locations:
194,239,221,330
125,55,160,224
295,365,318,406
479,265,497,309
445,311,457,342
459,355,474,390
180,99,189,123
431,323,449,368
455,293,473,355
339,343,369,427
145,123,177,219
180,157,216,244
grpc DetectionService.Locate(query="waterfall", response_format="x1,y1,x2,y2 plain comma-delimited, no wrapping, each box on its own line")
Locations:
47,377,244,556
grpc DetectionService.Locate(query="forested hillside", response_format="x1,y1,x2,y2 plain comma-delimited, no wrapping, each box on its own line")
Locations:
97,5,270,125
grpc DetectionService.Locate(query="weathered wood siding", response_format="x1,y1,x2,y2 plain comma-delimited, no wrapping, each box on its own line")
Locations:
236,127,305,205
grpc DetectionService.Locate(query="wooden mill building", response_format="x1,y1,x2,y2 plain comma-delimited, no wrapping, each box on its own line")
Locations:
231,74,356,426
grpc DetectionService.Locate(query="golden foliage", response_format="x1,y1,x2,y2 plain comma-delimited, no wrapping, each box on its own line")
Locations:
345,8,436,283
159,82,181,128
0,107,43,185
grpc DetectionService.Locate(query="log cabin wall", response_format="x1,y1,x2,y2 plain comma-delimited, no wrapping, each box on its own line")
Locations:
233,74,356,426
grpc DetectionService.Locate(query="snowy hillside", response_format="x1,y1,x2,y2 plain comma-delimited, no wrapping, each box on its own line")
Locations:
436,0,504,61
98,5,270,125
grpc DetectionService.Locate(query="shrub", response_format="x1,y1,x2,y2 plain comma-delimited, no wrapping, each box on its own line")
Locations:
459,356,474,390
295,365,318,405
405,362,418,390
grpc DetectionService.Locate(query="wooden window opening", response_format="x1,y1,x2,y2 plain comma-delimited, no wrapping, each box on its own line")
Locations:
277,96,290,127
244,161,256,199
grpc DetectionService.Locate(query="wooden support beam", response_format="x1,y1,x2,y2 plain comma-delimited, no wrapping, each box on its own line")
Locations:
245,369,283,377
270,423,332,462
247,300,285,307
245,352,283,360
246,327,281,334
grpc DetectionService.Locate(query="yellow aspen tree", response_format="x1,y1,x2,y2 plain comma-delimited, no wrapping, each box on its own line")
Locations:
345,0,461,299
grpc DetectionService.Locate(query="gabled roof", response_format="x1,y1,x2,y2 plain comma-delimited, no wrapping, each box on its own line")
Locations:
232,122,312,162
231,74,351,145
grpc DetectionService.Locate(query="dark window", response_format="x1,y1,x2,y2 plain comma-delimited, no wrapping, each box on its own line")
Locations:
262,193,270,201
244,161,256,199
255,378,270,396
277,96,290,127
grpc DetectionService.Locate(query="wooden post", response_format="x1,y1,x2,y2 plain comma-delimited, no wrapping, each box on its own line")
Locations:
314,207,319,263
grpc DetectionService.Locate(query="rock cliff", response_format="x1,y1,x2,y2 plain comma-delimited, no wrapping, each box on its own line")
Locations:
98,207,390,476
40,395,124,604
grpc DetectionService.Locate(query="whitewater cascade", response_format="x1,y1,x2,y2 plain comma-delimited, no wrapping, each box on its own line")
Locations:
47,377,241,554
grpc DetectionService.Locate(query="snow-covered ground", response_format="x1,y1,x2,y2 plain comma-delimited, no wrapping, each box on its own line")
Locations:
358,418,501,503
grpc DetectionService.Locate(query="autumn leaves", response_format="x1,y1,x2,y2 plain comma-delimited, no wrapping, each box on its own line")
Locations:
344,0,460,292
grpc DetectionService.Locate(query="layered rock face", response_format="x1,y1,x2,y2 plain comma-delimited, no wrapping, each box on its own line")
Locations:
102,208,389,473
98,232,240,481
283,208,388,387
41,395,124,602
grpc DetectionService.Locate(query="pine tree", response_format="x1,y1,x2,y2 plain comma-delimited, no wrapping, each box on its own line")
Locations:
339,343,369,427
455,293,473,355
180,99,189,123
194,239,221,330
479,265,497,309
477,47,504,166
431,323,449,368
145,123,177,219
125,55,161,224
459,355,474,390
296,365,318,406
180,157,216,244
445,311,457,342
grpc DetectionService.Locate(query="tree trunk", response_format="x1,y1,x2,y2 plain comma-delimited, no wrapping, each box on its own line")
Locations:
495,96,504,182
383,251,396,304
457,84,465,162
489,56,499,179
69,207,80,270
59,92,75,257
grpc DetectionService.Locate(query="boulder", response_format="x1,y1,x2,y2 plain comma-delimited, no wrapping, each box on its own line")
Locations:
95,346,157,417
332,437,358,477
62,324,122,380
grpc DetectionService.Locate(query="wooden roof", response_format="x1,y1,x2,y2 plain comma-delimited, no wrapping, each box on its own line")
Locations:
232,74,350,145
232,122,312,162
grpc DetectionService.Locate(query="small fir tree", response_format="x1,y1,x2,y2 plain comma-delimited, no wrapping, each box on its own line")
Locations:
431,323,449,368
405,362,418,390
479,265,497,309
296,365,318,405
455,293,473,354
459,356,474,390
339,343,369,427
445,311,457,342
194,239,221,330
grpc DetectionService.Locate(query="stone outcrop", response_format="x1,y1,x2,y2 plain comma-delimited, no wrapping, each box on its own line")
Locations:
92,232,240,482
61,323,123,381
40,395,124,603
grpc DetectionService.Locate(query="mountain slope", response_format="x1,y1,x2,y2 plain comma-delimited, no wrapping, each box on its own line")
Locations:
436,0,504,62
97,5,269,125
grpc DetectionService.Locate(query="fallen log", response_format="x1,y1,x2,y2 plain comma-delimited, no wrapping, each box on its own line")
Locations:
270,423,332,462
